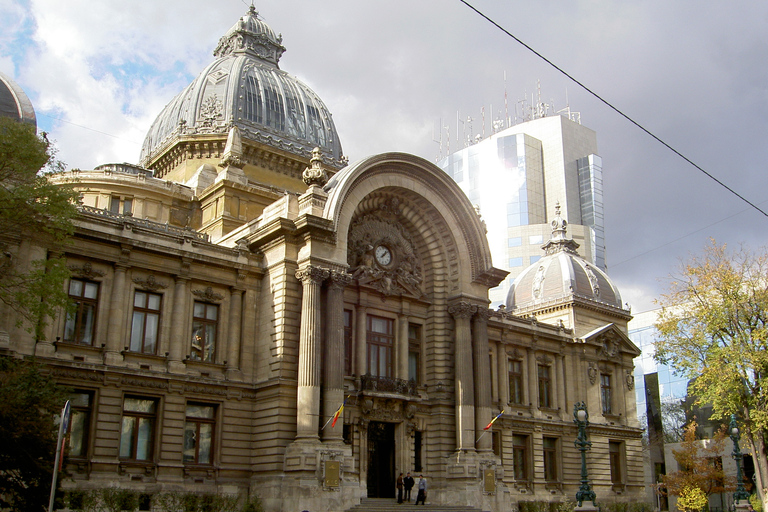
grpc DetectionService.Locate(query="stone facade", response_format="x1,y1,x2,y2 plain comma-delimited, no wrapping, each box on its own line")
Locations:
0,8,646,512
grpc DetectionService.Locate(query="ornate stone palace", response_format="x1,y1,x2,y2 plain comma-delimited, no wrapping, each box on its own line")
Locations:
0,8,645,512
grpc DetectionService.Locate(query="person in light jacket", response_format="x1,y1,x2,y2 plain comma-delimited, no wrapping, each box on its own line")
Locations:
415,475,427,505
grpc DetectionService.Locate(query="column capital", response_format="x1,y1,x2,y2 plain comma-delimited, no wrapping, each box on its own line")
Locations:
328,270,352,290
474,307,493,323
448,301,476,320
295,265,330,284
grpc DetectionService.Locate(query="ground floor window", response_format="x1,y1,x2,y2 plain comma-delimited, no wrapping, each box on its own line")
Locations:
119,396,157,461
183,403,216,465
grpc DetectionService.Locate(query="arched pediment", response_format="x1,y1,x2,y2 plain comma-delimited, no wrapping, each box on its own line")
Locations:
323,153,504,290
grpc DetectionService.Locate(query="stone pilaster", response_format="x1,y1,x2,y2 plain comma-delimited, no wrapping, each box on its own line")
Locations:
449,301,476,452
473,307,493,452
167,275,189,374
557,353,567,417
355,305,367,376
226,287,244,380
398,314,409,381
295,265,329,441
528,348,538,413
322,271,350,442
104,263,128,365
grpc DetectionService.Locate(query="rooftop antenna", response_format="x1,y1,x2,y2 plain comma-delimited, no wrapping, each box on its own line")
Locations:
504,71,509,128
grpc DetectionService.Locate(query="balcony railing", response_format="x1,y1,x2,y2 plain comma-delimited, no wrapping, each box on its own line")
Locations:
360,374,418,396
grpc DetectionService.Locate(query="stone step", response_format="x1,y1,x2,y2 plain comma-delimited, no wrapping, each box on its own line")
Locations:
346,497,484,512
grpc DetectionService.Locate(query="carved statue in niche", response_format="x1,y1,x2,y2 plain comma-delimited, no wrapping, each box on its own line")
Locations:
347,197,424,298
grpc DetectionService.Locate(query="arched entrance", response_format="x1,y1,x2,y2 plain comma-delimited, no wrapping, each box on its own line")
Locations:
367,421,395,498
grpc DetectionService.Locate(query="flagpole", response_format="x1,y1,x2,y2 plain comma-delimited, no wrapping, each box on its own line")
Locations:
48,400,70,512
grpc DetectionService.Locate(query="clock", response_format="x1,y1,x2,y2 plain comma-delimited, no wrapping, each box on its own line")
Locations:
374,245,392,266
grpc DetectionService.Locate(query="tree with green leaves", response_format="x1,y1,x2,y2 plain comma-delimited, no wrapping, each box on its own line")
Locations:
655,240,768,508
0,115,79,334
0,355,68,511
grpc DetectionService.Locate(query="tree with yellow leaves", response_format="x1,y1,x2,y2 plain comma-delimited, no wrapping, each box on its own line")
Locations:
655,240,768,509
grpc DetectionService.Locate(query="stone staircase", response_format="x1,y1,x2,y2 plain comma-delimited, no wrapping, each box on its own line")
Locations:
346,497,484,512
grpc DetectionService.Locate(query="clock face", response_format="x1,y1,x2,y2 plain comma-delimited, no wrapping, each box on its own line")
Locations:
374,245,392,266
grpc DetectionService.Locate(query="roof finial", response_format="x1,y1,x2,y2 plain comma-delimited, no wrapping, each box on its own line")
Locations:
303,147,328,187
551,201,568,240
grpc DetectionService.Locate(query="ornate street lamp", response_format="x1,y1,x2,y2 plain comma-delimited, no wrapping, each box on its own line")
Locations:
729,414,751,504
574,401,597,507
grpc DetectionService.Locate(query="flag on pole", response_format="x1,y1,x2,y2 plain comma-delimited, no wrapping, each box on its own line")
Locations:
484,410,504,430
58,401,71,471
331,396,349,428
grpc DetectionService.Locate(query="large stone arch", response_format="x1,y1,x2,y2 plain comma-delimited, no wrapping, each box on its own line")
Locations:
324,152,497,294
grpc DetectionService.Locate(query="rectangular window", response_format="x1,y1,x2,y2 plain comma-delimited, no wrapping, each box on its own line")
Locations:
183,403,216,465
529,234,543,245
63,278,99,344
130,291,161,354
109,196,133,215
508,359,523,405
543,437,558,482
68,391,93,458
408,323,421,383
508,257,523,267
609,441,624,484
344,310,353,375
601,374,612,414
119,397,157,461
507,237,522,247
538,365,552,408
191,302,218,362
492,431,501,456
512,434,529,481
414,431,423,472
367,315,394,377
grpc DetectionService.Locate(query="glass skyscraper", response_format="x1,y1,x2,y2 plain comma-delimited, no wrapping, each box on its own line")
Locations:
438,114,604,305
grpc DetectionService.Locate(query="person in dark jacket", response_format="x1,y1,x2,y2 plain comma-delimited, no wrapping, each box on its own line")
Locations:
403,472,415,502
396,473,404,503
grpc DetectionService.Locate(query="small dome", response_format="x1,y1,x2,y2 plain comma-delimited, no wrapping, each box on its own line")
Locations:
506,203,623,311
0,72,36,128
140,7,343,168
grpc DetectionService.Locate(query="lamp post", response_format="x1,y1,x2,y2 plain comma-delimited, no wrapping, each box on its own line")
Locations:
574,401,597,508
729,414,750,505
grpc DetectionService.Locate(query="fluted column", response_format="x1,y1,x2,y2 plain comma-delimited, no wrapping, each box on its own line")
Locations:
104,263,128,365
225,287,244,379
322,271,350,442
295,265,329,441
472,308,493,451
355,306,367,376
449,301,476,452
168,275,189,373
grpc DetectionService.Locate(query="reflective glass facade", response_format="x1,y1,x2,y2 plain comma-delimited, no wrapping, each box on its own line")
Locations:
438,115,603,305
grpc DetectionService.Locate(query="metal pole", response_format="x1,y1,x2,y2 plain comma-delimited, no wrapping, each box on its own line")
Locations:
48,400,70,512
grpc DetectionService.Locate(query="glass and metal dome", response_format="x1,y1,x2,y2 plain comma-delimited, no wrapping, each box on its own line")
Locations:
139,6,343,168
506,204,623,312
0,72,36,128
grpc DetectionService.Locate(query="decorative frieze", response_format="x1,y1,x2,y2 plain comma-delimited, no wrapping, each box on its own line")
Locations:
191,286,224,302
132,274,168,291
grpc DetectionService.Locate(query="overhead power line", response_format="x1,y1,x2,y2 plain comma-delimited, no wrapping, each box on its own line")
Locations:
459,0,768,219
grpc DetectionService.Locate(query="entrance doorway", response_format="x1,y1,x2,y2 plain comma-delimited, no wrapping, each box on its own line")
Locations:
367,421,395,498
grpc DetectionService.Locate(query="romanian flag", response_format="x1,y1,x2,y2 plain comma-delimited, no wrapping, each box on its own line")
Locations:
484,410,504,430
331,396,348,428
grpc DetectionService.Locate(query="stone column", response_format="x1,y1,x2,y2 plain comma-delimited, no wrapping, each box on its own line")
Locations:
398,315,409,381
104,263,128,365
295,265,329,441
355,306,367,376
225,287,244,380
322,271,350,442
473,308,493,452
167,275,189,374
449,301,476,452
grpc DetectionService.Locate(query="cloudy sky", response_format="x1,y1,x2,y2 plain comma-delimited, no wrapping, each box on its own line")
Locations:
2,0,768,313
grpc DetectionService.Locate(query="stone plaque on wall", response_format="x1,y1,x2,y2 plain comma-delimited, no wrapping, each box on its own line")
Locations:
325,460,340,488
